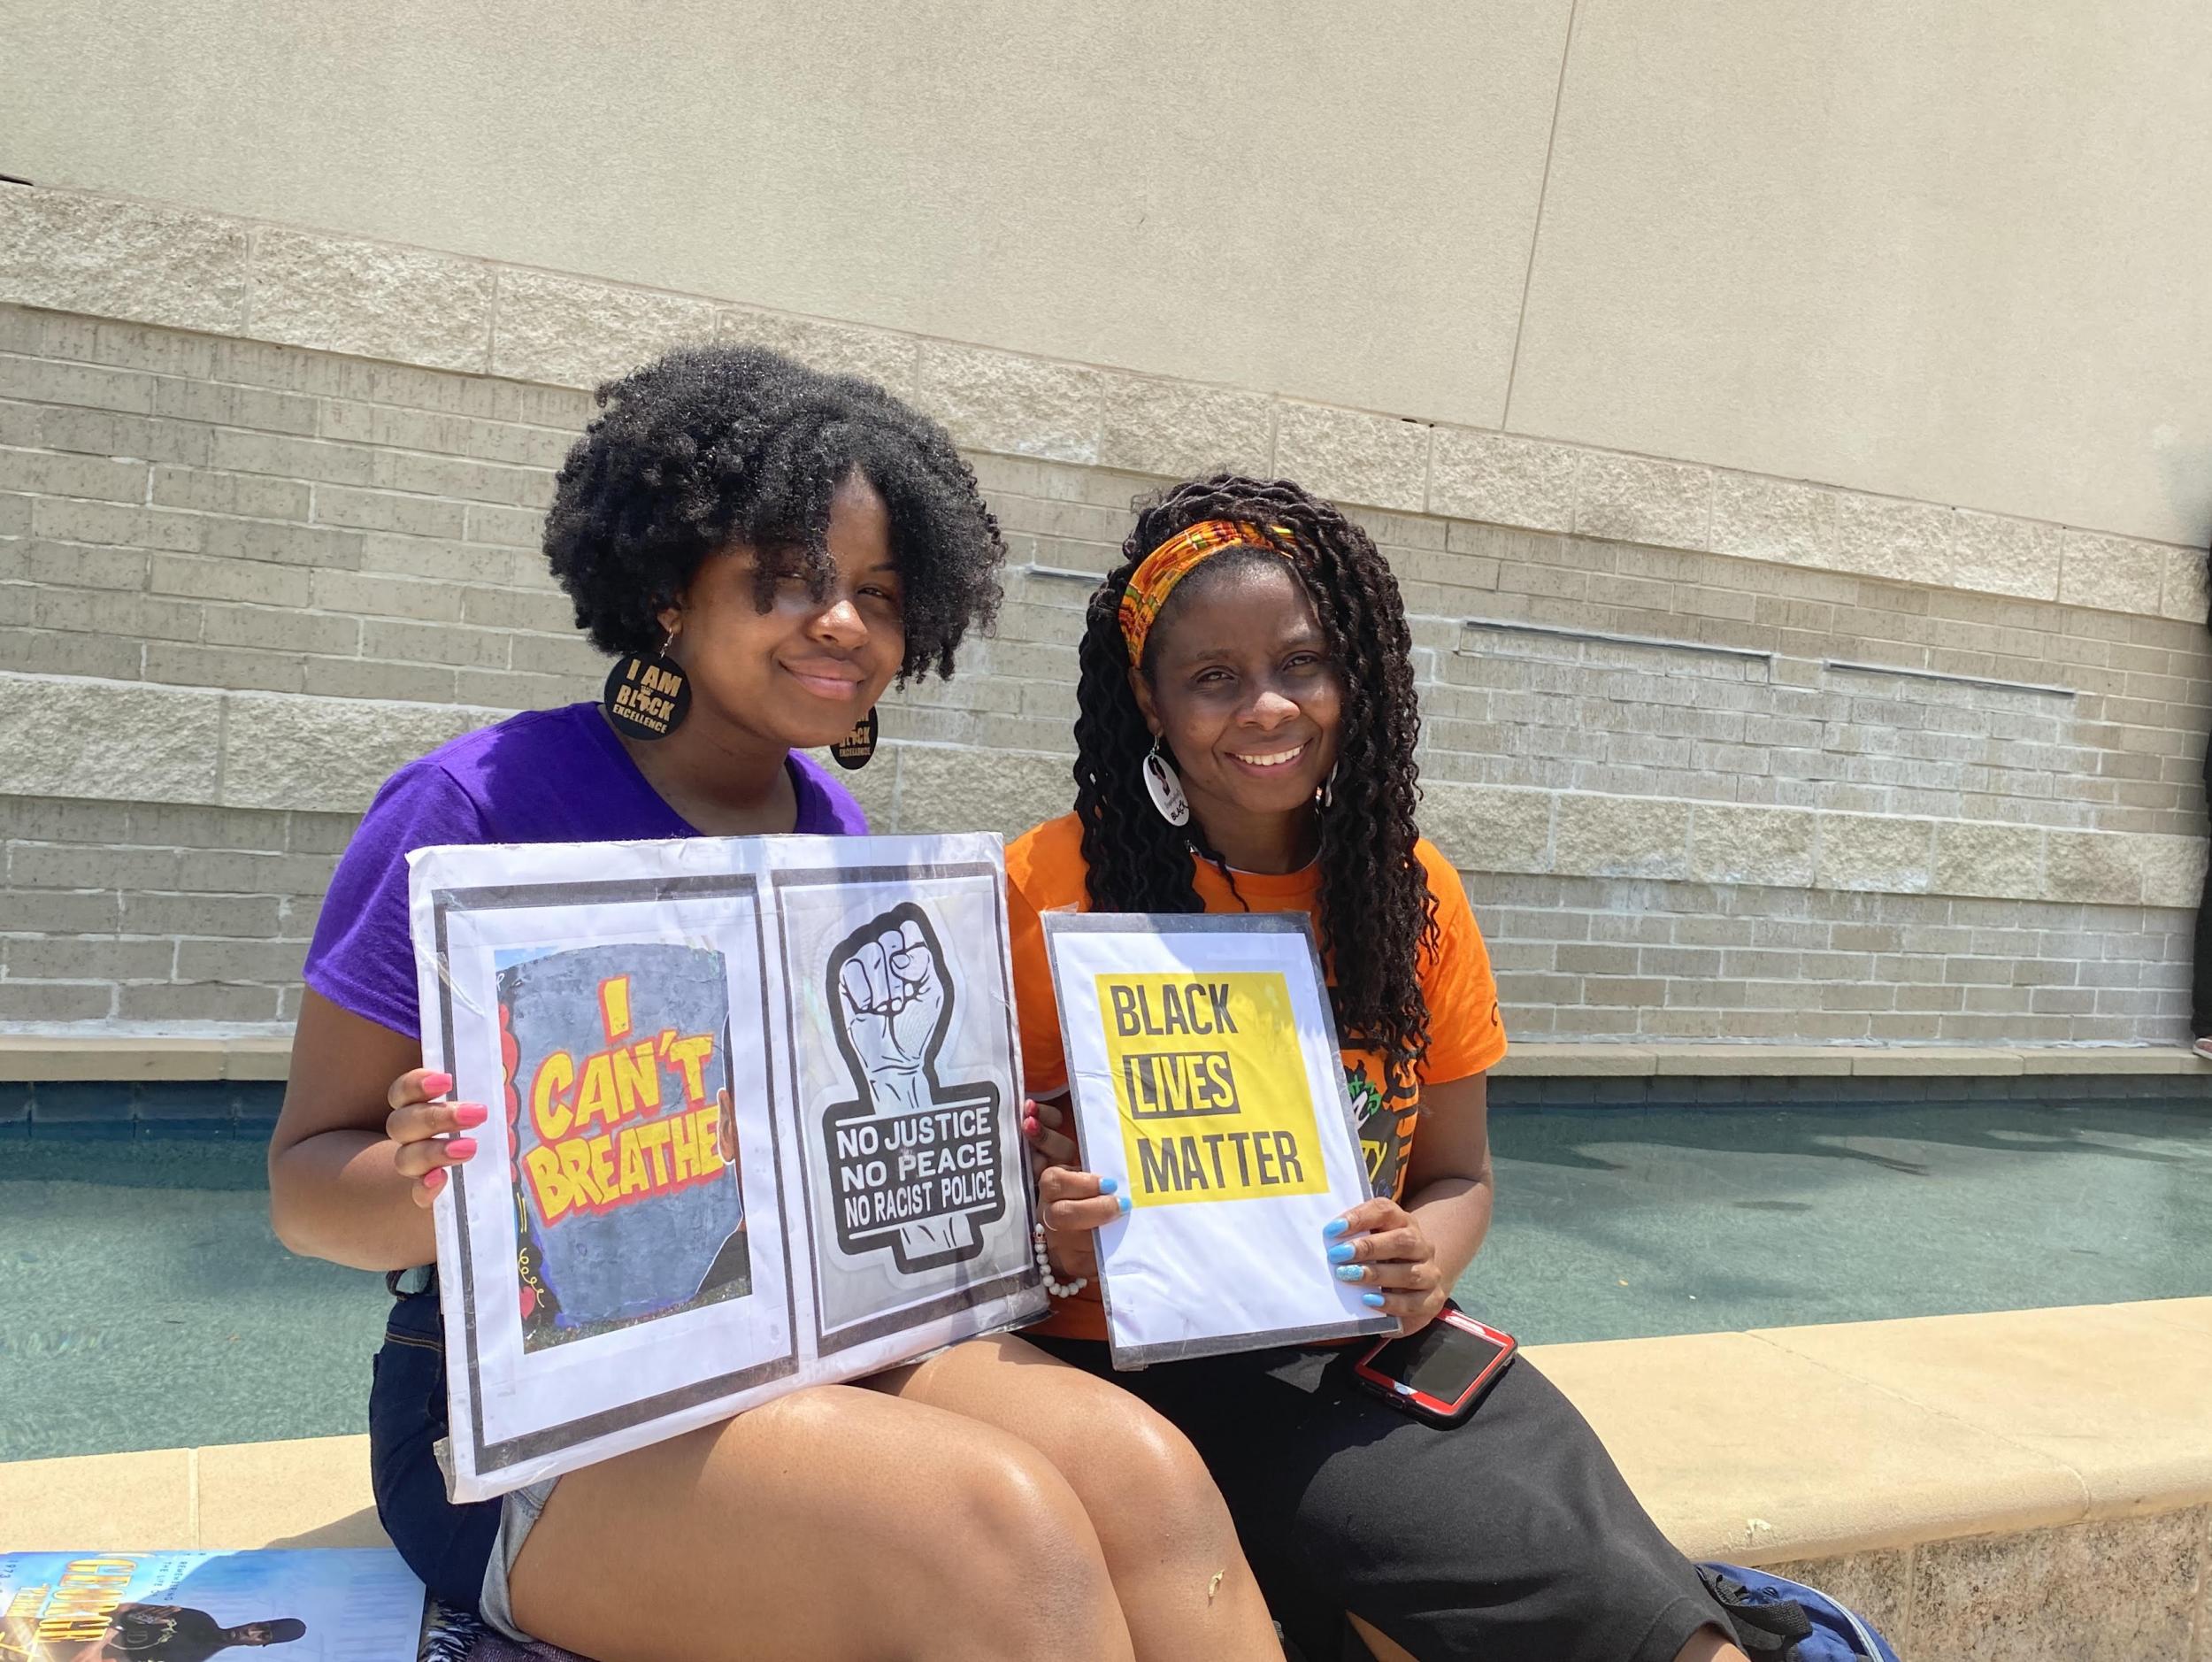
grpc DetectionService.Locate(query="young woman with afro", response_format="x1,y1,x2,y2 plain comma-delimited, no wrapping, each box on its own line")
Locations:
1010,475,1751,1662
270,350,1286,1662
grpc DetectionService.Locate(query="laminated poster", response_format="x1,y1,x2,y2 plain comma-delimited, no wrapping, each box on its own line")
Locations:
410,834,1041,1500
1042,912,1396,1366
0,1549,425,1662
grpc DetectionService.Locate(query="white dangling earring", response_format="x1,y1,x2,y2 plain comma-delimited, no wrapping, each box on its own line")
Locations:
1317,764,1338,811
1141,743,1190,827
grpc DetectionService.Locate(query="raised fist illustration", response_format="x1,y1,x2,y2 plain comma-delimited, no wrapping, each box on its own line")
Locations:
824,900,1002,1272
835,912,946,1117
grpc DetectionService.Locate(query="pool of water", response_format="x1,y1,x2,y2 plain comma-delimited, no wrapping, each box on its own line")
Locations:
0,1138,386,1465
4,1093,2208,1462
1471,1095,2212,1344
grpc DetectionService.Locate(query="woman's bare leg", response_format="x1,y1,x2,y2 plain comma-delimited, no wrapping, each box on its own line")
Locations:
507,1380,1133,1662
876,1335,1280,1661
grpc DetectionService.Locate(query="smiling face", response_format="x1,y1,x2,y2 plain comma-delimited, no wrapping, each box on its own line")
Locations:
1131,556,1342,836
661,471,903,750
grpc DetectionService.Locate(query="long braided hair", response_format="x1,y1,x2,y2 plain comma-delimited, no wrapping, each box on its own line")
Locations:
1071,474,1438,1092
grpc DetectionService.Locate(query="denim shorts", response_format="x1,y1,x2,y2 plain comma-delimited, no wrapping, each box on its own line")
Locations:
368,1284,551,1641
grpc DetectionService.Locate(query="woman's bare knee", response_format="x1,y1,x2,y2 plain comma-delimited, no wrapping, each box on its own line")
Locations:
873,1341,1275,1658
907,1439,1130,1659
1056,1390,1238,1572
735,1389,1125,1657
508,1385,1132,1662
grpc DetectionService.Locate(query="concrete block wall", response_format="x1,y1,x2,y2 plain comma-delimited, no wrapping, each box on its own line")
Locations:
3,188,2209,1045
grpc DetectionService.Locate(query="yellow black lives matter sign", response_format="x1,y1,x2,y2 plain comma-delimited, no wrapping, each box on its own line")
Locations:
1096,971,1327,1207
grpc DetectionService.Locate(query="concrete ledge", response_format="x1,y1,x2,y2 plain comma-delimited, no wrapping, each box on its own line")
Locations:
5,1034,2205,1087
5,1298,2207,1658
1493,1042,2207,1079
1530,1299,2212,1564
0,1033,289,1083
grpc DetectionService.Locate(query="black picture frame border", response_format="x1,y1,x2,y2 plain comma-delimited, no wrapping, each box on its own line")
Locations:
1040,910,1397,1367
431,871,800,1478
771,861,1041,1355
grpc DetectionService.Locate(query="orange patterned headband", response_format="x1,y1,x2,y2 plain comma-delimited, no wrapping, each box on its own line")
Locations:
1117,519,1294,665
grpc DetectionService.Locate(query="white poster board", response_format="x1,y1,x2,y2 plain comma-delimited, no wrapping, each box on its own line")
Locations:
409,833,1041,1500
1042,912,1394,1366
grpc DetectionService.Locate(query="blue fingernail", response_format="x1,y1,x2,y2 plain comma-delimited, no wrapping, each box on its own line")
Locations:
1335,1265,1364,1282
1100,1176,1118,1195
1323,1219,1349,1239
1117,1193,1132,1214
1327,1243,1356,1264
1362,1292,1386,1308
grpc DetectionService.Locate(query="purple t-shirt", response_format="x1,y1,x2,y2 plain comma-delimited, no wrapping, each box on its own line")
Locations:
303,701,869,1037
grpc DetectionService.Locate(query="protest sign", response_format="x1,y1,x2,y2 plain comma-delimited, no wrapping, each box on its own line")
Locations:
411,834,1040,1500
1042,913,1395,1366
0,1550,424,1662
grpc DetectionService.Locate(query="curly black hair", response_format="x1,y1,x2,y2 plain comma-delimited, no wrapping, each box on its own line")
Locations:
1071,474,1439,1093
544,343,1003,681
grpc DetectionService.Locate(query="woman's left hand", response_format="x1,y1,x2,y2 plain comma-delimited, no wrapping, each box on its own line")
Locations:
1019,1096,1082,1177
1325,1197,1448,1333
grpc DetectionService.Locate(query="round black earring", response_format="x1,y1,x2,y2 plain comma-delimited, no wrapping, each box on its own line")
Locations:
602,630,690,741
832,706,879,770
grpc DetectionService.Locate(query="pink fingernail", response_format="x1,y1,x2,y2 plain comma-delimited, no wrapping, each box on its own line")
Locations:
454,1104,488,1128
422,1168,446,1192
444,1137,478,1159
422,1072,454,1096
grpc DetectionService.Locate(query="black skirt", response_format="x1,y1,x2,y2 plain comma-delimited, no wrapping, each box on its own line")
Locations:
1026,1335,1725,1662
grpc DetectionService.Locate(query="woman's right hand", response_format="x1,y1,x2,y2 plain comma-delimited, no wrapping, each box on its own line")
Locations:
386,1068,488,1207
1022,1096,1123,1282
1033,1165,1130,1285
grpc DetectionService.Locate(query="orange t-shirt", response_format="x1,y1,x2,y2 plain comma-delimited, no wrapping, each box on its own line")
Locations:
1006,812,1509,1341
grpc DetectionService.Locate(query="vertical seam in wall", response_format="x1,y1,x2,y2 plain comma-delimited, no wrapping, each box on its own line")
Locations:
1500,0,1580,434
485,269,504,381
2192,1508,2209,1657
213,689,231,815
239,227,261,338
1900,1540,1917,1657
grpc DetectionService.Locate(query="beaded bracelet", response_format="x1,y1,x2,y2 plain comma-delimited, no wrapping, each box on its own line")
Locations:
1032,1222,1088,1299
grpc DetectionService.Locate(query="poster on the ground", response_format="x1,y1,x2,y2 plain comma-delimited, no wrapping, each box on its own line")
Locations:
1042,912,1395,1366
0,1549,426,1662
411,834,1041,1501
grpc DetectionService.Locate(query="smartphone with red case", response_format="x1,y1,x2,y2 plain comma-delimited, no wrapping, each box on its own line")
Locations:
1349,1304,1517,1427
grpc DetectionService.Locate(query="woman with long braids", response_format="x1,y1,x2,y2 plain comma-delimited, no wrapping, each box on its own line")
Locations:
1009,475,1747,1662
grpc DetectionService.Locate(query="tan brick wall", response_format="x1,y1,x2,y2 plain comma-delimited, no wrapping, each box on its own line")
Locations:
1,292,2208,1044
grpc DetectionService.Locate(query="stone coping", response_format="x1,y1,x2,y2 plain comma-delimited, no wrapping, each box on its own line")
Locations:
10,678,2205,910
0,1032,290,1081
1492,1042,2211,1079
4,1031,2202,1085
3,1298,2205,1570
1,184,2200,622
